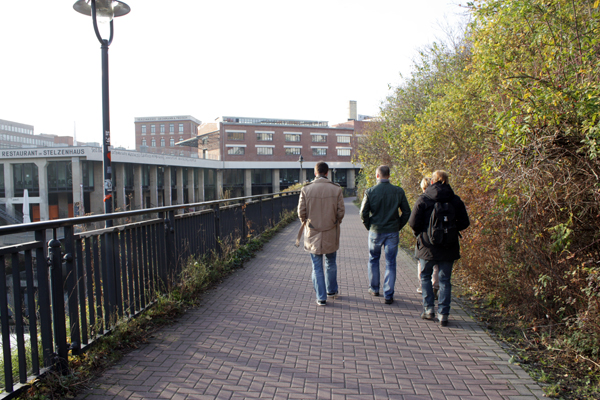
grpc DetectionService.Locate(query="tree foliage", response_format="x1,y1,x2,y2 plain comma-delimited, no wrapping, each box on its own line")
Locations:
357,0,600,362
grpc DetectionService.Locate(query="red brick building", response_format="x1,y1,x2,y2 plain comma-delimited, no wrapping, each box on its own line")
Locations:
177,115,361,195
134,115,201,157
200,116,355,162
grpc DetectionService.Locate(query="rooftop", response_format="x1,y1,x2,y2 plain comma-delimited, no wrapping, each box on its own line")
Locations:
135,115,202,125
217,116,329,127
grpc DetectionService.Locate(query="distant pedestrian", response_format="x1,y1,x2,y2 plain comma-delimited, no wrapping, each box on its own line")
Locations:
415,177,439,298
408,170,470,326
297,161,345,306
360,165,411,305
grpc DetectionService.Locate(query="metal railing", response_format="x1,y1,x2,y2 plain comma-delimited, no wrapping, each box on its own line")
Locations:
0,191,300,397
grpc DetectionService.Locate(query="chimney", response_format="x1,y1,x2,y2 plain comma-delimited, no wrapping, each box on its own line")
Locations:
348,100,357,121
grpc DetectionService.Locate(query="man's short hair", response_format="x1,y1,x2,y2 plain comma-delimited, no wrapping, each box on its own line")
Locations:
315,161,329,175
376,165,390,178
431,170,449,184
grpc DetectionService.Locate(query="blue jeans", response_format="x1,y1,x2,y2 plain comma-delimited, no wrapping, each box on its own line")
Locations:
310,252,338,301
368,231,399,300
420,259,454,316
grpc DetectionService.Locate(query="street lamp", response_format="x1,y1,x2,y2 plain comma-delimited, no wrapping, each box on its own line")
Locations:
73,0,130,227
298,155,304,184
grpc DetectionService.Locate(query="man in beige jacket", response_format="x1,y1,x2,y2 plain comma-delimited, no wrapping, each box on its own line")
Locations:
297,161,345,306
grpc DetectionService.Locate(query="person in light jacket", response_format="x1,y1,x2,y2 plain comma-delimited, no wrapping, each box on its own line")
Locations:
297,161,345,306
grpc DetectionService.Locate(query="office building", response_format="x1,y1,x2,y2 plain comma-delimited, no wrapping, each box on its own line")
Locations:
134,115,201,157
1,104,368,223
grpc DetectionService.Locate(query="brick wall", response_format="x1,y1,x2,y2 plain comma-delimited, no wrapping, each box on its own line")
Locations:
219,123,355,163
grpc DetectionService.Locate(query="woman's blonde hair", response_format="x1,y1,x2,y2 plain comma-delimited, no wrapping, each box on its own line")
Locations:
420,177,431,191
431,170,449,184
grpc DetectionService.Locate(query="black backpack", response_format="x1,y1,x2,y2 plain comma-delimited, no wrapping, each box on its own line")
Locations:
427,201,459,246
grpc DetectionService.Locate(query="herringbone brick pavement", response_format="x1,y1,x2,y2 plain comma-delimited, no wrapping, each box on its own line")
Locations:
78,198,545,400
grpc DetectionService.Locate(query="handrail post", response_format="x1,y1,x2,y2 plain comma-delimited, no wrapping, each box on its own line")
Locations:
63,226,81,355
271,194,275,228
259,196,264,232
241,200,247,244
102,230,117,325
0,255,13,391
48,238,68,374
35,230,53,367
213,203,221,255
164,210,175,285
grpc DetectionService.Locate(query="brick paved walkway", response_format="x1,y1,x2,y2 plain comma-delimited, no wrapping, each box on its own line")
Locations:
78,198,545,400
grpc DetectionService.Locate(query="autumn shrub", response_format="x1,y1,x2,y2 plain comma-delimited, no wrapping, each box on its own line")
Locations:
467,0,600,350
356,0,600,368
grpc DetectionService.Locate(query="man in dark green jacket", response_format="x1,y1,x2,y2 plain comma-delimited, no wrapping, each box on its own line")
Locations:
360,165,411,304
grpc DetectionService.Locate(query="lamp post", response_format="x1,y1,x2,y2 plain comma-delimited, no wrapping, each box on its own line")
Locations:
298,155,303,184
73,0,130,227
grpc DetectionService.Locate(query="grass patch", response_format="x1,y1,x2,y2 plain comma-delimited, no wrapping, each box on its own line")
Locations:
16,210,298,400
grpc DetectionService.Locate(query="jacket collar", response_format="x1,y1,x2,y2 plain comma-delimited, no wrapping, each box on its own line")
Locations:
314,176,331,183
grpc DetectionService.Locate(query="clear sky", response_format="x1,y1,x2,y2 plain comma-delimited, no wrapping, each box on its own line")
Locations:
0,1,467,149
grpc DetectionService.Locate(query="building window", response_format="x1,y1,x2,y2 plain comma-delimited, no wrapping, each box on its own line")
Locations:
160,124,165,134
170,138,175,147
256,132,273,141
169,124,174,133
337,135,351,143
285,133,301,142
151,125,156,134
13,163,39,196
257,147,273,155
311,134,327,143
160,138,165,147
312,148,327,156
228,146,245,155
151,139,156,147
337,148,351,156
179,123,184,133
252,169,272,185
285,147,301,155
279,169,300,186
142,139,147,146
227,131,245,141
141,125,146,135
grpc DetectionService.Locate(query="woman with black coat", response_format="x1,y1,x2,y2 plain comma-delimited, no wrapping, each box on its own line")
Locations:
408,170,470,326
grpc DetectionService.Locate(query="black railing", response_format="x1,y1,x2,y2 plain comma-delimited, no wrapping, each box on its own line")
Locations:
0,191,300,398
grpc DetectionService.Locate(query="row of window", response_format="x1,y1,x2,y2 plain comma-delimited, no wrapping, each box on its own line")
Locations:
0,133,53,145
141,123,185,135
1,124,33,135
3,161,95,194
227,147,351,157
226,131,352,143
142,137,183,147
